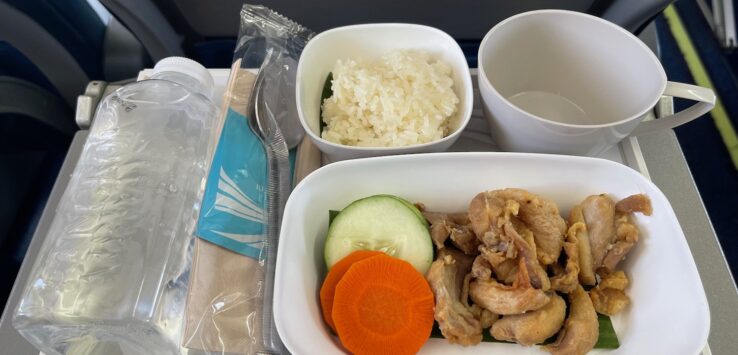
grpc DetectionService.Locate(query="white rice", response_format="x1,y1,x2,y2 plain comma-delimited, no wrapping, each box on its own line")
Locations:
321,50,459,147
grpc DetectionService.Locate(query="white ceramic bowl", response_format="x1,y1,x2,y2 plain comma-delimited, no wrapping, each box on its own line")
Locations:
296,24,473,161
275,152,709,354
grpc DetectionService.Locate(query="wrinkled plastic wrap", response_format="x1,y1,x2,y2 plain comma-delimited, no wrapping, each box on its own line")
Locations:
183,5,313,355
13,70,219,354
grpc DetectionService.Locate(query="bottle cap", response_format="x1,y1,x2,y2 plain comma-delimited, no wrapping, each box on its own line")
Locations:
152,57,214,98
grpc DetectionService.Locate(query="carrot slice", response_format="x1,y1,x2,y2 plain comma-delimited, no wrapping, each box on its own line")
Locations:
320,250,384,332
332,254,435,355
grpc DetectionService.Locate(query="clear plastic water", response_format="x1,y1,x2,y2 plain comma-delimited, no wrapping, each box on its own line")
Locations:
13,71,218,355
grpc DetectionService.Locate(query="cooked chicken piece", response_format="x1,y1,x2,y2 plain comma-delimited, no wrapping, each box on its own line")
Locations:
550,223,581,293
431,293,483,345
469,278,550,315
479,246,518,285
422,210,471,225
568,206,596,285
590,270,630,315
429,220,452,250
480,309,499,329
426,248,482,346
490,293,566,346
450,224,480,255
423,211,455,250
461,273,472,307
452,212,471,225
505,221,550,291
599,212,639,274
581,194,615,273
550,262,564,276
468,304,499,329
471,255,492,280
431,248,475,290
543,285,599,355
469,259,551,315
591,288,630,316
598,194,652,273
422,210,478,254
469,189,565,265
615,193,653,216
468,192,519,252
512,194,566,266
599,269,629,289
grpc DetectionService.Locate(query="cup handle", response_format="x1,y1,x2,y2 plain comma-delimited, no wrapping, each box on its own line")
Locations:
630,81,715,136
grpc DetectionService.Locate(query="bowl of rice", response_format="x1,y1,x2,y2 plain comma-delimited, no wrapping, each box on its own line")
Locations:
296,23,473,161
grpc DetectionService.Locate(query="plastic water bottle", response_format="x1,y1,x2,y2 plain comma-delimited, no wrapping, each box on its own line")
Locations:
13,57,218,355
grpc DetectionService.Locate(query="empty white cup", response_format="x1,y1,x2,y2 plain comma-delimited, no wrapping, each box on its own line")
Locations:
478,10,716,156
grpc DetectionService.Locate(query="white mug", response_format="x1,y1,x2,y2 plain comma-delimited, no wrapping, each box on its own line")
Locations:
477,10,716,156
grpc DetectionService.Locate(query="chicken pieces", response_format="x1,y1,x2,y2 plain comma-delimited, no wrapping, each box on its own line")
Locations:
469,189,566,265
505,221,550,291
570,193,650,317
471,254,493,280
426,248,482,346
615,193,653,215
600,195,652,273
423,189,650,353
478,246,518,285
550,223,581,293
577,193,651,275
600,212,639,274
421,210,480,255
568,206,596,285
469,277,551,315
590,270,630,315
580,194,615,275
543,285,599,355
468,194,519,254
469,251,551,315
491,293,566,346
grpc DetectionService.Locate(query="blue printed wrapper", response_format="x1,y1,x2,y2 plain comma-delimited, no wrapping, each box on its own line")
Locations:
197,108,267,259
196,107,295,259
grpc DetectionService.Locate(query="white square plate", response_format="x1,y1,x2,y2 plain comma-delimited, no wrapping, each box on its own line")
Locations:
275,152,709,354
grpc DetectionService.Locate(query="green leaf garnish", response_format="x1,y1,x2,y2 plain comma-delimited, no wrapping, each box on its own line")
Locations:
329,209,340,225
319,72,333,134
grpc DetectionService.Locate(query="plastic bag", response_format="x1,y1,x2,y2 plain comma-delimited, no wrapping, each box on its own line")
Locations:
183,5,313,354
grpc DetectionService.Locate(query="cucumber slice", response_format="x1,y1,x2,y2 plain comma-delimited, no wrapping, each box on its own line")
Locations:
325,195,433,274
376,194,428,227
333,196,427,227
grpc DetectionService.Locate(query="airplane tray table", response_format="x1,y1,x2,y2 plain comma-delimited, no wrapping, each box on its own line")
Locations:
1,68,736,355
